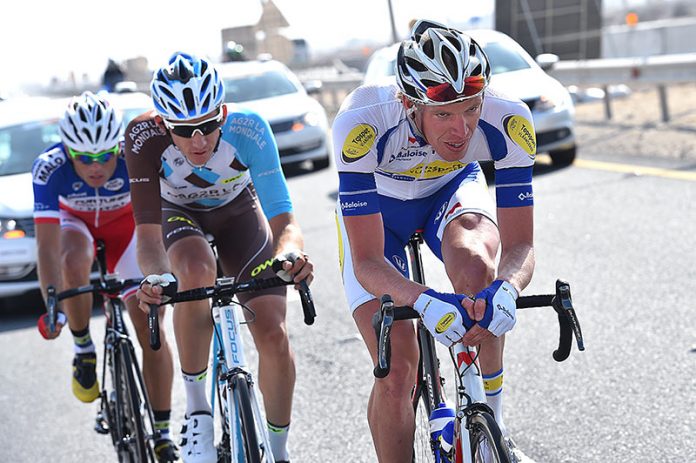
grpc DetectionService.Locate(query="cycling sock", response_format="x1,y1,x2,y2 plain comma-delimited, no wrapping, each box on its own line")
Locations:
153,409,172,441
70,326,95,354
267,420,290,461
182,369,211,416
483,368,507,436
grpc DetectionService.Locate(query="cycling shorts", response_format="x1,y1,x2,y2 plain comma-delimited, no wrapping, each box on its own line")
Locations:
60,209,141,300
335,163,496,312
160,185,285,303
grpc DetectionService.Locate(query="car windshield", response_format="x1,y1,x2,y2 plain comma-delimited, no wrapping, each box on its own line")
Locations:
0,120,61,176
0,107,147,177
223,70,299,103
482,41,531,74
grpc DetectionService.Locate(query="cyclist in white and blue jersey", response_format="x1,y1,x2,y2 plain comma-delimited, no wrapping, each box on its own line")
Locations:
33,91,178,462
334,20,536,462
125,53,313,463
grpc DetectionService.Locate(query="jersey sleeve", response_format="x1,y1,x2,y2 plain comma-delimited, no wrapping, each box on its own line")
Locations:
332,101,381,216
32,146,67,223
124,114,167,225
223,108,293,219
481,98,536,209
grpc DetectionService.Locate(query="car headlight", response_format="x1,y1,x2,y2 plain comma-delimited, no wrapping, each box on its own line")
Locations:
0,218,27,239
535,88,573,112
302,111,322,127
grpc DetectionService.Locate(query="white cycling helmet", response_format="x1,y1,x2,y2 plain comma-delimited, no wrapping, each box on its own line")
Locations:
396,20,491,105
59,91,123,152
150,52,224,121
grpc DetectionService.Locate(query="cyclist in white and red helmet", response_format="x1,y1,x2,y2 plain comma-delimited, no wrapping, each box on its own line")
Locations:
333,20,536,462
33,91,178,461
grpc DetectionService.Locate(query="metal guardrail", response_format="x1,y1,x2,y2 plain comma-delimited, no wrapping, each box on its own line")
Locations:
548,53,696,122
548,53,696,85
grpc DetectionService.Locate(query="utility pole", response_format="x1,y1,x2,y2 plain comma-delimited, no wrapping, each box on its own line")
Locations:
387,0,399,44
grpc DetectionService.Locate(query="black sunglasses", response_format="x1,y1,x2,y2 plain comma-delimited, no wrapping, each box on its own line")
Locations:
163,108,223,138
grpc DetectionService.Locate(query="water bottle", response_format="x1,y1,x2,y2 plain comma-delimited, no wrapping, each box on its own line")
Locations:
429,402,455,462
439,419,455,454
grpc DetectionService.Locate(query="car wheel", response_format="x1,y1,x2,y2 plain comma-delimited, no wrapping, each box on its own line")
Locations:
313,156,330,170
549,145,577,166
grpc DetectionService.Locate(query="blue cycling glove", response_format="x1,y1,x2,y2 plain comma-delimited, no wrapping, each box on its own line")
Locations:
476,280,518,336
414,289,474,347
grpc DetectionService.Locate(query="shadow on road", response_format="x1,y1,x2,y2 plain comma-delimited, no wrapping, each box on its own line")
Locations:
0,290,46,332
0,291,105,334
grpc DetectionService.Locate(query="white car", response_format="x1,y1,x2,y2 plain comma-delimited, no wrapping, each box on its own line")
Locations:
0,92,153,301
217,59,331,170
363,29,577,166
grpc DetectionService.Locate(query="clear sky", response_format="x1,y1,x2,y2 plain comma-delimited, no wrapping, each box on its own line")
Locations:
1,0,494,90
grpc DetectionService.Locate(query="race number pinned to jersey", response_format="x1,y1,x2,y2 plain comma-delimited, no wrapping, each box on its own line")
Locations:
503,115,536,158
341,124,376,163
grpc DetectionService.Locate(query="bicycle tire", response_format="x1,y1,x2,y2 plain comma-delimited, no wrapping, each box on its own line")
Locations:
117,343,152,462
231,373,262,463
412,384,436,462
468,411,511,463
411,323,445,463
215,360,232,463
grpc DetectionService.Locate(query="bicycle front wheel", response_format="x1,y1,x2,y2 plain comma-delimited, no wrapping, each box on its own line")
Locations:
468,411,511,463
117,343,154,462
412,384,436,462
231,373,262,463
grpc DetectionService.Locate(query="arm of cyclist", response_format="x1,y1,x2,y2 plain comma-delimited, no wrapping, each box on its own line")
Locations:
35,221,66,338
269,212,314,287
461,206,535,344
134,223,177,311
344,213,473,347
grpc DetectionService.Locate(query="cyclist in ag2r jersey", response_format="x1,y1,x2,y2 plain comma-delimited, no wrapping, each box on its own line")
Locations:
32,91,178,462
125,52,313,463
333,20,536,462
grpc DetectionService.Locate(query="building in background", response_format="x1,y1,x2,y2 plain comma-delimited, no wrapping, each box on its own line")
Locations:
220,0,300,64
495,0,603,59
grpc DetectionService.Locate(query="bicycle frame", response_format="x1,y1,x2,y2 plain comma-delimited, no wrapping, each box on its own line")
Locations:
146,240,316,463
374,232,584,463
407,233,486,461
48,240,158,461
211,285,275,463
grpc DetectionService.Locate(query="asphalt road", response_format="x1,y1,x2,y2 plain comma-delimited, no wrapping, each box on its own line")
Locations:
1,147,695,462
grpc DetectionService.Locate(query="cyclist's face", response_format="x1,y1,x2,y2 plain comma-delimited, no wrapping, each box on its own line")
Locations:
71,150,119,188
165,107,227,166
413,96,483,161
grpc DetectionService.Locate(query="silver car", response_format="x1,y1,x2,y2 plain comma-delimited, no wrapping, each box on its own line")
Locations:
363,29,577,166
218,59,331,170
0,92,153,301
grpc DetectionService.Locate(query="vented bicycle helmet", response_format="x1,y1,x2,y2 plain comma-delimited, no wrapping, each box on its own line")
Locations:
396,20,491,105
150,52,224,121
59,91,123,153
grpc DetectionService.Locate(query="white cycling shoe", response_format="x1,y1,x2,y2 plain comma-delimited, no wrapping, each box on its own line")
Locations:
180,411,217,463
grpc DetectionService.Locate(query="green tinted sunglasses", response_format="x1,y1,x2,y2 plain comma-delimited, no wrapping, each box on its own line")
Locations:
67,145,119,165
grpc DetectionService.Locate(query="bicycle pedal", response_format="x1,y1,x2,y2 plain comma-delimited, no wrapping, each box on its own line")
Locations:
94,418,109,434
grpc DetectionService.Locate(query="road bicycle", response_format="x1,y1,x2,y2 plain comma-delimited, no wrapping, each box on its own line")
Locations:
148,249,316,463
372,232,585,463
44,240,159,462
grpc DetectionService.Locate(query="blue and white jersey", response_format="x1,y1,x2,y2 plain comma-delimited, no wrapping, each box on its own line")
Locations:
32,143,133,227
332,83,536,216
124,105,292,224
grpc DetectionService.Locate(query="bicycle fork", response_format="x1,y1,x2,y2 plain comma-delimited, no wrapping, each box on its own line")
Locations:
451,343,489,460
212,303,275,462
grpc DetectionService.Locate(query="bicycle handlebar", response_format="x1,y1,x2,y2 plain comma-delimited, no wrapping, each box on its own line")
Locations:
372,279,585,378
43,277,142,335
147,276,316,350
